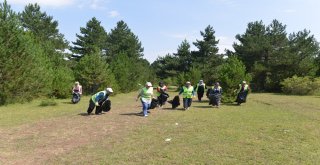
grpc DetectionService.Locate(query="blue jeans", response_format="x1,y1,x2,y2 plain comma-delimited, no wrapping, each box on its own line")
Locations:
141,101,150,116
183,98,192,109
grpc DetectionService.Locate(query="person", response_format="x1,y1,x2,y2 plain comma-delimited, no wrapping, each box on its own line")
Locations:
208,82,222,108
72,81,82,95
136,82,154,117
194,80,206,102
87,88,113,115
179,81,195,110
156,81,169,108
236,81,250,105
72,81,82,103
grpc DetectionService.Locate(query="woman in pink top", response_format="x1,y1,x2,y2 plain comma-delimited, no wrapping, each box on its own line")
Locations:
72,81,82,103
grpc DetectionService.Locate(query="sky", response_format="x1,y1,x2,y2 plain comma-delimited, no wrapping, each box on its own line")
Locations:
7,0,320,62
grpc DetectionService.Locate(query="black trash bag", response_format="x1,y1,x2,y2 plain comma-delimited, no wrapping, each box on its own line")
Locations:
101,100,111,112
168,95,180,109
149,98,159,109
209,93,221,106
236,91,248,105
158,93,169,106
71,93,81,104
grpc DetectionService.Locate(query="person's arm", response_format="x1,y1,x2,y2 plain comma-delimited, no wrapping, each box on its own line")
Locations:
136,90,142,101
178,87,184,95
79,86,82,95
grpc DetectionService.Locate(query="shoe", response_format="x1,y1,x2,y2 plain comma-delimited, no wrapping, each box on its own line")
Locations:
144,114,148,117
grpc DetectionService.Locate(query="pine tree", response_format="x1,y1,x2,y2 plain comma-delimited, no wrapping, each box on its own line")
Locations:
0,0,53,104
72,17,108,58
74,49,118,94
20,3,68,51
106,20,144,60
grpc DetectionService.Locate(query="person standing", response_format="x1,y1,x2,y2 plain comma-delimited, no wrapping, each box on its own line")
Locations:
208,82,223,108
179,81,195,110
156,81,168,108
194,80,206,102
87,88,113,115
236,81,250,105
136,82,154,117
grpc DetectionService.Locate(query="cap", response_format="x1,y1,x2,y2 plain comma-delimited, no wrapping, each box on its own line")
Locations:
146,82,152,87
242,81,246,84
105,88,113,93
186,81,191,84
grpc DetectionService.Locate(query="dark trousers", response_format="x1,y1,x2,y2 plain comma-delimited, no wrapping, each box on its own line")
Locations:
197,92,204,101
87,99,102,114
183,98,192,109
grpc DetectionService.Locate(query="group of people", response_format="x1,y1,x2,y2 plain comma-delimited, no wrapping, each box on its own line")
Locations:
71,79,250,117
136,80,250,117
71,81,114,115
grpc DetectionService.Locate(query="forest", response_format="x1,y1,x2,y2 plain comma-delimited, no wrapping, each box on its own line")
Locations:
1,0,320,105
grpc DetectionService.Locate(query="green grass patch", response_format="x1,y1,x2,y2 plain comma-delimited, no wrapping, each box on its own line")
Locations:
39,99,58,106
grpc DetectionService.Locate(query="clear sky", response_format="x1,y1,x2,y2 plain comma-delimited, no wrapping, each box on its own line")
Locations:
7,0,320,62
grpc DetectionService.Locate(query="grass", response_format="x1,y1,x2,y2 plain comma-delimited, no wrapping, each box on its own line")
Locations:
1,93,320,164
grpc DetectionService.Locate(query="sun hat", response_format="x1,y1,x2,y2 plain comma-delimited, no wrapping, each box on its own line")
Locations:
146,82,152,87
105,88,113,93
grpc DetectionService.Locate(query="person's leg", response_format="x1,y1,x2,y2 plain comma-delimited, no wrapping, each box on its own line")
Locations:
141,101,149,116
95,102,103,114
198,92,203,101
187,98,192,108
87,100,95,115
158,96,162,107
183,98,188,109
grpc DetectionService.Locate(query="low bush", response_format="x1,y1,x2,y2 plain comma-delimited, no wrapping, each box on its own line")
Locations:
281,76,320,95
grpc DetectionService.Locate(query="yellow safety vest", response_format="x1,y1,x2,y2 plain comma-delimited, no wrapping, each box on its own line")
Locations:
141,87,152,99
182,86,194,98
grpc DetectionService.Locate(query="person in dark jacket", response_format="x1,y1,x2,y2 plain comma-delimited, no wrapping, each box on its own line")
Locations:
194,80,206,102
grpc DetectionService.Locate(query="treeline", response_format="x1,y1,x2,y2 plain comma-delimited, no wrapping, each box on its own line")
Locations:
0,1,151,105
152,20,320,96
1,0,320,105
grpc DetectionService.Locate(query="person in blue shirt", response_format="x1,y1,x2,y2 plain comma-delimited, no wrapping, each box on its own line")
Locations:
87,88,113,115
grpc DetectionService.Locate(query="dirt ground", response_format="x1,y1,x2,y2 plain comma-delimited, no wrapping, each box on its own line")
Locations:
0,95,167,165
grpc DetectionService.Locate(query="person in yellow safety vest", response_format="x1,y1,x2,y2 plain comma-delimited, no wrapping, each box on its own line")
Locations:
236,81,250,105
87,88,113,115
156,81,168,108
194,80,206,102
136,82,154,117
179,81,195,110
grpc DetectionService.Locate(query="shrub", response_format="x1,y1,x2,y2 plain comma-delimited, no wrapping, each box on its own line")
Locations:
281,76,320,95
217,56,252,103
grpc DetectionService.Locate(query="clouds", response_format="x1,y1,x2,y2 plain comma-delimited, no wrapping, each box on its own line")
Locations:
8,0,74,7
8,0,111,10
108,10,119,18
